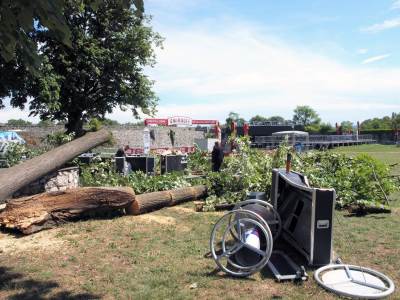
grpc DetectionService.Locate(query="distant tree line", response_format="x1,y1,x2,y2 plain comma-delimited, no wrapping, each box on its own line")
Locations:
1,117,147,128
224,106,400,134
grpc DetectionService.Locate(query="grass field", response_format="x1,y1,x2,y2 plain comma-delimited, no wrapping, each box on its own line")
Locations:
0,144,399,299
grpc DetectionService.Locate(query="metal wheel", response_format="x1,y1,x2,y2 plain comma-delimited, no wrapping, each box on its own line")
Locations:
314,264,395,299
233,199,282,240
210,209,273,277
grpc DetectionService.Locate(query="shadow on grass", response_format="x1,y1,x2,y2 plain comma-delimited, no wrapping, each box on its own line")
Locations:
0,266,100,300
186,268,257,281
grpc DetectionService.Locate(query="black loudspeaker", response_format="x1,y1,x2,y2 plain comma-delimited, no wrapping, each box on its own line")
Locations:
125,156,155,175
270,169,335,266
78,153,96,164
161,155,186,174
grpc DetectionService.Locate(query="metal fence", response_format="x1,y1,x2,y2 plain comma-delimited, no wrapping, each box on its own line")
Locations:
253,134,374,145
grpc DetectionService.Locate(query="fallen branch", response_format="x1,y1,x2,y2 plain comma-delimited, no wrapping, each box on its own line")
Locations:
0,129,111,203
370,164,390,205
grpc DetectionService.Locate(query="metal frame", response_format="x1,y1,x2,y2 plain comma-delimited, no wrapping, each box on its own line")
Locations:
314,264,395,299
233,199,282,240
210,209,274,277
267,251,308,282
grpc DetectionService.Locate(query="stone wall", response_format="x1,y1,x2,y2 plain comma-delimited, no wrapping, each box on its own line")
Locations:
13,166,79,197
111,126,205,148
0,125,205,148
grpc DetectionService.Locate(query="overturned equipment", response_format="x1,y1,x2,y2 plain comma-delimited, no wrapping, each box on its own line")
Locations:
209,168,395,298
210,199,280,277
210,168,335,278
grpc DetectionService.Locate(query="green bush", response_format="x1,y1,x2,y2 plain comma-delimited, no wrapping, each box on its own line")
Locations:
88,118,103,132
79,159,200,194
79,139,398,213
199,137,397,212
294,151,397,210
1,143,46,167
44,131,75,146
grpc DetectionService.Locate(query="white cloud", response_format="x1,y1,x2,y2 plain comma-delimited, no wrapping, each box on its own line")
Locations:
143,20,400,123
361,54,391,64
0,108,38,124
357,48,368,54
2,19,400,125
361,17,400,33
391,0,400,10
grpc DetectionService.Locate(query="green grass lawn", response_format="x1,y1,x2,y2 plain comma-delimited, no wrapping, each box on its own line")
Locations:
0,144,399,299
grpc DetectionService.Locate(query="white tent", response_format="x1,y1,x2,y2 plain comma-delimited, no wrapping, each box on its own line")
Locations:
272,131,309,137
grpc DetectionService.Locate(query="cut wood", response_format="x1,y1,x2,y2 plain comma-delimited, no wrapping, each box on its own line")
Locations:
0,185,207,234
0,129,111,203
127,185,207,215
0,187,135,234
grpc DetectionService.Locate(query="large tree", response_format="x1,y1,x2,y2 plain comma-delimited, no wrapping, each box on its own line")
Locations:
249,115,267,124
2,0,161,135
7,119,32,126
340,121,354,133
292,105,320,127
361,115,394,130
225,111,246,126
0,0,143,71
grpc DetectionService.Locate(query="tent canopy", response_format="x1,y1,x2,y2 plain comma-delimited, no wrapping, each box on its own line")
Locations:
272,131,309,137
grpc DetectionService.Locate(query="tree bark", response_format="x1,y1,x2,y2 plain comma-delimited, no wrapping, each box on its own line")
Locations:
0,129,111,203
0,187,135,234
127,185,207,215
65,111,85,136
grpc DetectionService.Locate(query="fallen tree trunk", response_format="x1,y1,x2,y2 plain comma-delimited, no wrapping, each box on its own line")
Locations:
0,187,135,234
0,129,111,203
127,185,207,215
0,185,207,234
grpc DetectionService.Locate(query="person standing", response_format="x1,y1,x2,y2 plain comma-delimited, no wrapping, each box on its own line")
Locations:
115,145,131,174
211,141,224,172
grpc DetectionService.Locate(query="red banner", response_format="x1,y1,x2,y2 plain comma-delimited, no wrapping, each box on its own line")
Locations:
144,118,218,126
144,118,168,126
192,119,218,125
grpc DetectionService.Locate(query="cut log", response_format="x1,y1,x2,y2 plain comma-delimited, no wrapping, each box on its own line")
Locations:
0,185,207,234
0,187,135,234
127,185,207,215
0,129,111,203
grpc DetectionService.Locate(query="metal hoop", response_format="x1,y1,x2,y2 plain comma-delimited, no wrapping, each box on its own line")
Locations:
314,264,395,299
233,199,282,240
210,209,273,277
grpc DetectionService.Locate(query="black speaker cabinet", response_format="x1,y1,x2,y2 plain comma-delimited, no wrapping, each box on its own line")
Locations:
270,169,335,266
78,153,96,164
125,156,155,175
161,155,186,174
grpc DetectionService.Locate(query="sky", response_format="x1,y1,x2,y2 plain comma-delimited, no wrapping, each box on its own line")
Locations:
2,0,400,124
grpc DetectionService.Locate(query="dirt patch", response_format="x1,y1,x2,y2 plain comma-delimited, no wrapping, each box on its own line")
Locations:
168,206,196,214
392,207,400,216
133,214,177,226
124,212,193,231
0,229,64,254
